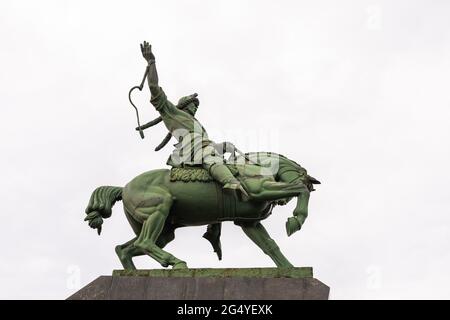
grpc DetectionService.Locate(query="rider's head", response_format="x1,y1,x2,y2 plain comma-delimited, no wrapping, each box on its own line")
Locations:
178,93,200,116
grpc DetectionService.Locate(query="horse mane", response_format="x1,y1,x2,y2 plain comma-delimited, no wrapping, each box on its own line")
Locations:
244,152,320,189
244,151,305,171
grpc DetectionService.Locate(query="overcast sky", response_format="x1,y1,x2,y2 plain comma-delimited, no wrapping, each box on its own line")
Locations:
1,0,449,299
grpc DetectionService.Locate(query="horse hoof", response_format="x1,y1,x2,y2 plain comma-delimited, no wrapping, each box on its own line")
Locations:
173,261,188,269
115,246,136,270
286,217,301,237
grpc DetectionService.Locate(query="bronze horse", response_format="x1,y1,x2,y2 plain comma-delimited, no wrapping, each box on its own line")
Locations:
84,152,319,269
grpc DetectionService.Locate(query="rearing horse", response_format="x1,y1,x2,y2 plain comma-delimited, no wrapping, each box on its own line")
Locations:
84,152,320,269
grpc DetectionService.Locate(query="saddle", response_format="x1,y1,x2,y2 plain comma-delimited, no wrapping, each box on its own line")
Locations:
169,164,241,183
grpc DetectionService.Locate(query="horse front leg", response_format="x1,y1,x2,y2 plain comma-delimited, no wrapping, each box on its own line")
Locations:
237,221,293,268
286,191,310,236
243,178,307,202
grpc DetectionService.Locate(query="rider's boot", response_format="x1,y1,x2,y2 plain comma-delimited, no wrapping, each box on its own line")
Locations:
209,163,249,198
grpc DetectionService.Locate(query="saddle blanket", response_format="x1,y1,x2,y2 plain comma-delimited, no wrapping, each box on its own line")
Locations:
170,167,213,182
169,165,240,183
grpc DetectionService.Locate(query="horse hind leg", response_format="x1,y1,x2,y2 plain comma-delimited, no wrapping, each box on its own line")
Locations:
115,224,176,270
115,237,145,270
237,221,293,268
133,189,187,269
156,223,176,249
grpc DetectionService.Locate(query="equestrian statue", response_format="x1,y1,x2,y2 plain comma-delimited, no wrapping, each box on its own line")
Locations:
84,41,320,269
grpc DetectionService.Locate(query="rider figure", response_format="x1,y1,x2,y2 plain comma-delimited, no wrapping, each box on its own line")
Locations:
140,42,248,197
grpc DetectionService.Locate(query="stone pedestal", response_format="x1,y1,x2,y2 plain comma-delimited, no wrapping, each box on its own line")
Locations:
68,268,329,300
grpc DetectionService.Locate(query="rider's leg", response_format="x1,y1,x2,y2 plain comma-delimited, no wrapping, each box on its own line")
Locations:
209,163,238,187
202,145,249,196
237,221,293,268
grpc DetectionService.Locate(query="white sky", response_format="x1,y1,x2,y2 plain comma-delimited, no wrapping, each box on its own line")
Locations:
1,0,449,299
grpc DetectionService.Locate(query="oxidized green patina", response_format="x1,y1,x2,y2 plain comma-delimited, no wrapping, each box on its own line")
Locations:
84,42,320,270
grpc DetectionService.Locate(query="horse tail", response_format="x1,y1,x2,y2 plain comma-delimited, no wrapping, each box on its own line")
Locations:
84,186,123,235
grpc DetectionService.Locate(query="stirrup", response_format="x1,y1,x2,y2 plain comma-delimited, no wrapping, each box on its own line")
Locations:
223,181,249,198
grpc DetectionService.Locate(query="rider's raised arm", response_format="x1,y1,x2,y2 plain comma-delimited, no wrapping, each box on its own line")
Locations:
147,62,160,97
141,41,160,97
141,42,178,114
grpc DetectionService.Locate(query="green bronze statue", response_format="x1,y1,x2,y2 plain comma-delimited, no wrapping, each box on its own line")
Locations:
84,42,320,270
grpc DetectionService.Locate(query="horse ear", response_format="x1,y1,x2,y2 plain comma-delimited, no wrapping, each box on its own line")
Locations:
308,175,321,184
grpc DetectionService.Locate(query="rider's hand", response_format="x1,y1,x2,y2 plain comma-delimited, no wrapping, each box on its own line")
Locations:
214,142,236,155
140,41,155,63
